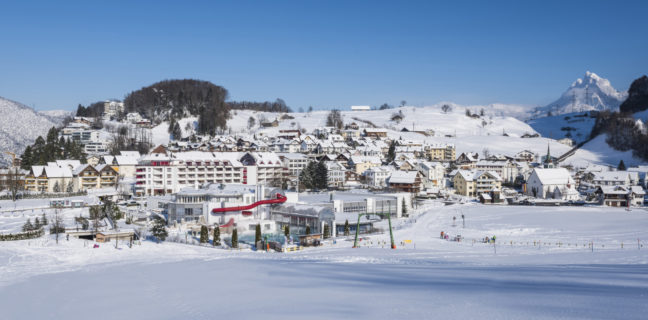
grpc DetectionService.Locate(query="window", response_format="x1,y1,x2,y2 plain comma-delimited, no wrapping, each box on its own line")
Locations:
185,208,193,216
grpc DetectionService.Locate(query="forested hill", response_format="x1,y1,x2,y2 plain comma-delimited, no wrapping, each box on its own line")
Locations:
124,79,229,135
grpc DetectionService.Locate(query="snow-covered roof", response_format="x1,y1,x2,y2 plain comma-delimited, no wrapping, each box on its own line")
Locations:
114,155,138,166
455,170,502,182
44,165,73,178
532,168,574,185
278,153,307,160
72,164,94,175
593,171,637,183
418,161,443,171
350,155,382,165
389,171,418,184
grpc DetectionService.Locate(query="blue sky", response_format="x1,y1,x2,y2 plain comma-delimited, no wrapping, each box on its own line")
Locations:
1,0,646,111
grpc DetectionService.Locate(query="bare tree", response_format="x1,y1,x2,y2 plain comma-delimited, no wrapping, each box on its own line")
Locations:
247,116,256,129
326,109,344,129
90,205,102,235
51,209,64,244
6,167,22,201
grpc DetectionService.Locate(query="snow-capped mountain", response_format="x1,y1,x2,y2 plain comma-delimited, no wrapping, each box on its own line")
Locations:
0,96,61,166
533,71,627,118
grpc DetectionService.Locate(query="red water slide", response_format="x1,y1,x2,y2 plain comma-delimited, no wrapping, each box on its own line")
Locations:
211,193,287,214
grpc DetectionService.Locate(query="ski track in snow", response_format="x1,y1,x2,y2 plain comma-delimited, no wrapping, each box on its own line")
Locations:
1,201,648,319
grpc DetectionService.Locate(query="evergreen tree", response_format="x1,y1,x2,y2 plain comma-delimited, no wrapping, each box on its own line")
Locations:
42,213,48,226
22,219,33,232
618,159,627,171
21,146,33,170
34,217,40,228
315,161,328,189
200,225,208,244
299,162,315,190
255,224,262,243
46,126,58,144
387,140,396,163
344,219,350,236
402,198,408,217
53,182,61,193
284,225,290,237
305,225,311,235
213,227,221,246
150,217,168,243
231,229,238,248
323,224,330,239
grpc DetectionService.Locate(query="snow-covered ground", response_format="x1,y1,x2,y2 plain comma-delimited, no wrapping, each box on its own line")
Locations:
1,201,647,319
227,105,537,138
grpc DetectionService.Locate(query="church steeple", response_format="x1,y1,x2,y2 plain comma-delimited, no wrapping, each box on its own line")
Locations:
543,143,554,168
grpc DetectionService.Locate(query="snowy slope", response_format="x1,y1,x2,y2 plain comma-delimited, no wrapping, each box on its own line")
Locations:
527,111,596,144
1,202,647,319
227,105,538,138
0,97,61,166
38,109,72,123
534,71,627,117
564,134,646,168
149,105,644,167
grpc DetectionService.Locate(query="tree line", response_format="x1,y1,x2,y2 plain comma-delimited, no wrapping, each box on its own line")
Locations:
588,75,648,161
20,127,87,170
228,99,292,113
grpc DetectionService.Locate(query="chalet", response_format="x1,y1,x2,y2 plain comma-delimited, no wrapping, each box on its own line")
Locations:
95,164,119,189
455,152,479,169
592,171,639,187
72,164,100,190
388,171,421,193
514,150,536,162
363,128,388,138
24,165,74,193
595,185,645,207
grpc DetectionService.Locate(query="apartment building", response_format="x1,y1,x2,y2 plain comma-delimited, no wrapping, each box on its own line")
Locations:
425,144,456,162
453,170,502,197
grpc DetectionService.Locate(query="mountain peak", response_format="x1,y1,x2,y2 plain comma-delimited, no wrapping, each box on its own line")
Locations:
535,72,627,117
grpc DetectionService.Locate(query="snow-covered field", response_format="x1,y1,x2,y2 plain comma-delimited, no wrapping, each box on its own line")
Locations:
1,202,647,319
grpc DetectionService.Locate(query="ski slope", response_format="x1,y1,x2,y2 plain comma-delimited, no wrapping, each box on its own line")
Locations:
1,201,647,319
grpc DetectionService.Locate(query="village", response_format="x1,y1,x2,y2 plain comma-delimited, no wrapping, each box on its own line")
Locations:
1,102,647,251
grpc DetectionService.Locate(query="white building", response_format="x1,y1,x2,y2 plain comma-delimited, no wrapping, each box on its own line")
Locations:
351,105,371,111
525,168,580,201
592,171,639,187
364,166,393,188
475,160,519,183
417,161,445,187
278,153,309,177
325,161,346,188
135,151,249,196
